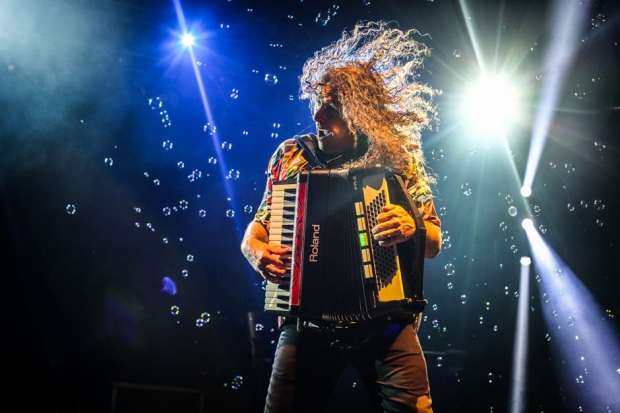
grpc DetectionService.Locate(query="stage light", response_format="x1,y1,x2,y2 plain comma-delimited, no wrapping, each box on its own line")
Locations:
461,74,519,136
181,33,195,47
520,187,531,197
510,257,532,413
521,218,533,230
172,0,243,244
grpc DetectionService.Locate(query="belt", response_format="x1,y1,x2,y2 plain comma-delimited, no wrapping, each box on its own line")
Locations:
286,313,420,333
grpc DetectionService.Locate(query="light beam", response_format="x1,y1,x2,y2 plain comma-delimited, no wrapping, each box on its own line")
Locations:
523,224,620,411
522,0,593,191
172,0,243,239
509,257,531,413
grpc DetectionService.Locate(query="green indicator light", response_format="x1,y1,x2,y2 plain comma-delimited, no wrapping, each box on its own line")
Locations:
359,233,368,247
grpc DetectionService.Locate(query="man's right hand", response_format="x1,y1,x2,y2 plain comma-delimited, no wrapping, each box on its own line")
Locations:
241,222,290,284
245,238,289,283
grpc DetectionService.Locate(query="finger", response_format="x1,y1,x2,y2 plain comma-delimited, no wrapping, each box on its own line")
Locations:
378,238,398,247
259,262,286,275
382,205,411,219
258,263,288,282
261,250,287,267
378,230,408,246
267,243,290,254
371,221,399,236
375,212,391,223
266,262,288,275
373,227,399,241
376,208,402,223
261,270,281,284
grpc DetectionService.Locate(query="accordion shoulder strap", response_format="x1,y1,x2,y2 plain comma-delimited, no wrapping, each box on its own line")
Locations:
294,134,326,169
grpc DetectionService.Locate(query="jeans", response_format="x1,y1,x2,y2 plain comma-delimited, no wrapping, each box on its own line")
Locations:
264,319,433,413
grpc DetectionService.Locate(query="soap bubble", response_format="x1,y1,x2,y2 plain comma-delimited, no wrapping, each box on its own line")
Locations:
444,263,455,276
149,97,162,109
231,375,244,390
508,206,517,217
227,169,240,179
461,183,472,196
265,74,278,85
431,149,444,161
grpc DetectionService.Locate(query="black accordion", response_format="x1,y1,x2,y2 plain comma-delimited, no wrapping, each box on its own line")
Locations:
265,166,428,323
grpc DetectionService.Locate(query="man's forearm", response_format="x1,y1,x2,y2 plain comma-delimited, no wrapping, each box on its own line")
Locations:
424,221,441,258
241,221,269,257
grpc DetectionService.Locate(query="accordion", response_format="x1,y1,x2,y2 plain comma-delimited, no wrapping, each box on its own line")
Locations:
264,166,428,323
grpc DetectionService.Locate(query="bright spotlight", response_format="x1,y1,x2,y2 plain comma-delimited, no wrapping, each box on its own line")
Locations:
520,187,532,197
181,33,195,47
521,218,533,230
462,75,519,135
519,256,531,266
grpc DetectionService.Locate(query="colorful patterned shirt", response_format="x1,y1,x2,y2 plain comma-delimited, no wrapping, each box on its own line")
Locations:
254,136,441,231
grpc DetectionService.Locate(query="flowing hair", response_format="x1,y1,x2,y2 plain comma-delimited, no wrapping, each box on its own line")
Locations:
299,21,440,197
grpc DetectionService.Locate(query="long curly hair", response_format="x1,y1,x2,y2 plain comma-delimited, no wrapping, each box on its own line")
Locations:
300,21,440,197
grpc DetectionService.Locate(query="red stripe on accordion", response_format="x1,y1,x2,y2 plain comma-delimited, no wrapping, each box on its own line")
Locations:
290,180,306,307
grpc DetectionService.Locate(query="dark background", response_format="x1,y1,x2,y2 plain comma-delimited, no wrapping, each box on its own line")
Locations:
1,0,619,411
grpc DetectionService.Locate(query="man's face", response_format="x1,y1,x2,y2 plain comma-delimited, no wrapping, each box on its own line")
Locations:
313,85,355,155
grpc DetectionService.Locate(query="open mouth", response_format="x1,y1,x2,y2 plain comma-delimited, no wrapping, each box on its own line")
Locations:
317,129,333,139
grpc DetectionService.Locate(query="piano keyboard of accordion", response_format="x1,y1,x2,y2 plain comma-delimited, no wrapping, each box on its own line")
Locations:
264,166,427,323
263,182,296,313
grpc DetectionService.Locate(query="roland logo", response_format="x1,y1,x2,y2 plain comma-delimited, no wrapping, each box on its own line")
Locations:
309,224,320,262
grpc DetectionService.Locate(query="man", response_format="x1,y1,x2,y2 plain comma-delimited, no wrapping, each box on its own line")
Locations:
241,21,441,413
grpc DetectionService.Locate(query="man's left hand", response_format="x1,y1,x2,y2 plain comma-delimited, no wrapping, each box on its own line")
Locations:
372,204,416,247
